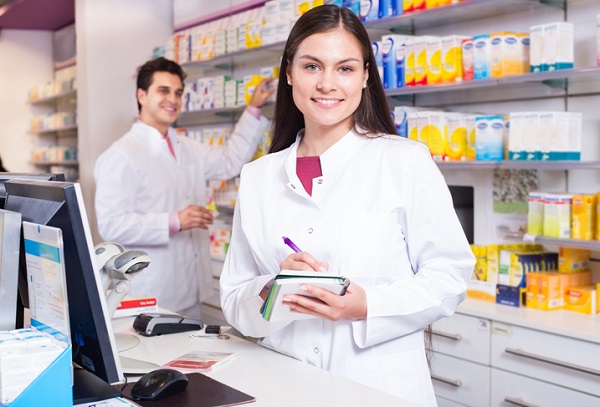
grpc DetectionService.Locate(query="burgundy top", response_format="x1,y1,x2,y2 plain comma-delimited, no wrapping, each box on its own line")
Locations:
296,156,323,196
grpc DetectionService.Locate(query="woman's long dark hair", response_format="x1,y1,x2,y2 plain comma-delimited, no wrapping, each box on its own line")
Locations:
269,5,396,154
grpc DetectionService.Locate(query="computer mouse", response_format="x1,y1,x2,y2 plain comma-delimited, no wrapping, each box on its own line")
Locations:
131,368,189,401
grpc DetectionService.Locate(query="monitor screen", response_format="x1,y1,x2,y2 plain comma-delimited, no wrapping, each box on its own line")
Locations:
4,179,123,403
449,185,474,244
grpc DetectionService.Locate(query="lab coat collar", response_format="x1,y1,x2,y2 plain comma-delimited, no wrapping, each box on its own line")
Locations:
132,120,178,159
132,120,177,143
131,119,181,163
283,128,369,196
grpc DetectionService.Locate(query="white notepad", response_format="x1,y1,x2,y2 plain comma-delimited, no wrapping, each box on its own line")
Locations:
262,270,350,322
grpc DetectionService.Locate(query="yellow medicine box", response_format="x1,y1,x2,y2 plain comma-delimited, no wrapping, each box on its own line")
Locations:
571,193,596,240
564,285,598,315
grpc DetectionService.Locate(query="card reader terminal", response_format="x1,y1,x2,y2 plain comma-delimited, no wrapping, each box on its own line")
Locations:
133,313,203,336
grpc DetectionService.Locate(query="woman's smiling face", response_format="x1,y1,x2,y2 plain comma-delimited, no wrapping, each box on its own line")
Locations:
286,28,368,137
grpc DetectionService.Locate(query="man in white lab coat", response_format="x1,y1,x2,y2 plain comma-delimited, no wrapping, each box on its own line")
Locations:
94,57,273,318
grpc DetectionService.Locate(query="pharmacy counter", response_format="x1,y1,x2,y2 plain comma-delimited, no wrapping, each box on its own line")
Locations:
113,317,416,407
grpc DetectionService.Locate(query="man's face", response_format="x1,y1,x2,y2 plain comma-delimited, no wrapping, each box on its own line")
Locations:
137,71,183,133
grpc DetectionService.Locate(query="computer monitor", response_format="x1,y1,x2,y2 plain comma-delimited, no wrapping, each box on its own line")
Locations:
0,172,65,209
0,209,22,331
0,172,66,329
448,185,474,244
4,179,123,403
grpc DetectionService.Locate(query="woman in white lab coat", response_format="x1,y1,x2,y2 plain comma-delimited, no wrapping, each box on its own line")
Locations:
220,5,475,406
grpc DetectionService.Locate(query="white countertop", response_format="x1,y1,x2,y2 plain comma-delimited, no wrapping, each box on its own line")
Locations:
457,298,600,344
113,317,416,407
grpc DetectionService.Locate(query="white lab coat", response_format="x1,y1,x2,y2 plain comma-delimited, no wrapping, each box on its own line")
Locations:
220,129,475,406
95,110,269,315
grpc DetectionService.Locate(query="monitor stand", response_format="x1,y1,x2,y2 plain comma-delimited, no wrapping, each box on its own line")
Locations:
115,332,140,352
115,332,161,375
73,368,121,404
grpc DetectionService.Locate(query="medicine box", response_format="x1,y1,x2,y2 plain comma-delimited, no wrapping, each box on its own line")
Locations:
425,36,442,85
543,22,574,71
445,114,467,160
473,34,491,80
558,246,590,273
543,194,572,238
571,194,596,240
475,116,504,161
496,284,526,307
0,329,71,406
564,286,598,315
441,35,469,83
527,191,545,235
461,38,474,81
467,280,496,302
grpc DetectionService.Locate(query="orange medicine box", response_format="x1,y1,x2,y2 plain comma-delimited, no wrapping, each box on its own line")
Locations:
571,194,596,240
564,285,598,314
538,272,569,310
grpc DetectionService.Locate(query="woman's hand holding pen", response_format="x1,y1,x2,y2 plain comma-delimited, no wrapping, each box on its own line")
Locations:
279,251,329,273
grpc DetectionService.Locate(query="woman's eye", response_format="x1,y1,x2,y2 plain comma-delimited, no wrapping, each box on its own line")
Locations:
306,64,320,71
340,66,354,73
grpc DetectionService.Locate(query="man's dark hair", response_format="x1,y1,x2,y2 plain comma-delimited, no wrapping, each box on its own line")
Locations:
136,57,187,112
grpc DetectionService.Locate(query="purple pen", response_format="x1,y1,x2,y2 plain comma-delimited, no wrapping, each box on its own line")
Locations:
282,236,302,253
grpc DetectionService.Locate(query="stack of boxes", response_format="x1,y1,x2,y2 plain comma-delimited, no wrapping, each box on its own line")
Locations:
373,21,575,91
469,243,598,314
527,191,598,241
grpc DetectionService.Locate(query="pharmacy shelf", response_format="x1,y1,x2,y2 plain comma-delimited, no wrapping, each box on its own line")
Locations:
180,41,285,74
180,0,565,73
363,0,564,33
176,103,274,126
29,125,78,136
437,160,600,170
503,232,600,251
28,89,77,105
30,160,78,167
386,67,600,99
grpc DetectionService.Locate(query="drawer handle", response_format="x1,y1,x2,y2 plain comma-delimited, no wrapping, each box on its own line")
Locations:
504,396,540,407
431,329,462,341
431,373,462,387
505,348,600,376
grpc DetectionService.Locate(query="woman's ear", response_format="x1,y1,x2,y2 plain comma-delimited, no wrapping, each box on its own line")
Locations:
286,62,292,86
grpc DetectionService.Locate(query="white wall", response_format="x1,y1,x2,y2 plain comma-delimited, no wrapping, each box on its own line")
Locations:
0,29,53,172
76,0,173,242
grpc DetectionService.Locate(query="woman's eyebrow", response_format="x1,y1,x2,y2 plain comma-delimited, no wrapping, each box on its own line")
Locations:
298,54,361,64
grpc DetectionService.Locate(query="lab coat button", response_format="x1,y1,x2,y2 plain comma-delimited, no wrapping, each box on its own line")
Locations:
291,184,296,189
317,179,323,184
313,347,319,354
308,228,313,234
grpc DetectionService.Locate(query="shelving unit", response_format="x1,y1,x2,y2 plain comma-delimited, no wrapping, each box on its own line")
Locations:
174,1,600,403
503,232,600,250
28,160,78,167
437,160,600,170
27,66,78,180
29,89,77,105
29,125,78,135
362,0,565,32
